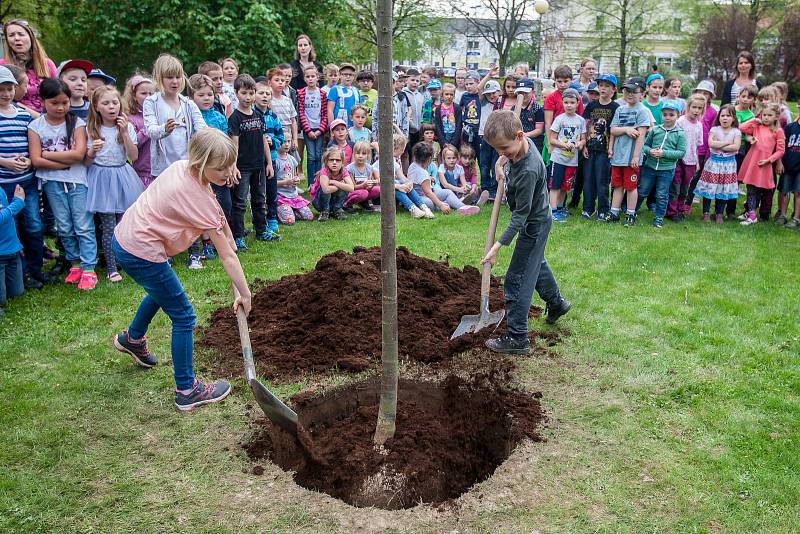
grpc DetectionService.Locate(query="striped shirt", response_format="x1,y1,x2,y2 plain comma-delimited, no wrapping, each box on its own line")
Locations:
0,104,34,185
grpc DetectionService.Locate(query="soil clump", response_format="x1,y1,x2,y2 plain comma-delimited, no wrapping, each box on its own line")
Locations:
201,247,515,381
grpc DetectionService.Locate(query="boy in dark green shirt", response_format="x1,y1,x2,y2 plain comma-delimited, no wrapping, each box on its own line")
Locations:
481,110,570,354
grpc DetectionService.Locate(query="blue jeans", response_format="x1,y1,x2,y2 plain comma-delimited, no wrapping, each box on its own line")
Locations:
505,217,561,336
636,167,674,218
0,253,23,305
394,188,425,211
113,238,196,390
0,178,43,277
312,188,347,212
479,136,498,197
583,151,611,216
42,181,97,271
305,135,324,188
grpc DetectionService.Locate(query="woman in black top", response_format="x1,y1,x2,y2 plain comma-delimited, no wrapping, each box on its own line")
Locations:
720,51,763,106
289,34,323,91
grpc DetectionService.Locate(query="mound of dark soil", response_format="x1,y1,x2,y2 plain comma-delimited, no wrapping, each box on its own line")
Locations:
243,370,547,509
201,246,516,381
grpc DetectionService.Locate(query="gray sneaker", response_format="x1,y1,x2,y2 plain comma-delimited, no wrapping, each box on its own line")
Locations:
114,330,158,368
785,218,800,230
774,214,788,225
175,379,231,412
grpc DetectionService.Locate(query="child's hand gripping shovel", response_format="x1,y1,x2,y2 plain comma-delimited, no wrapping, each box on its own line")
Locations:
451,93,524,340
233,288,298,434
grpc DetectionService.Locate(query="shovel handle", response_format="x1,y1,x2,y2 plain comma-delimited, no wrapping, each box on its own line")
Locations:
481,169,506,307
233,287,257,382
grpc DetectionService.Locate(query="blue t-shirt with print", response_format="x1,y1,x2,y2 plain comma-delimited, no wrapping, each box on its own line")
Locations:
610,102,650,167
328,85,361,126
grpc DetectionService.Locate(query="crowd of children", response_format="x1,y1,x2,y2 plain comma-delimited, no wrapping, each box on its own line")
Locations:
0,21,798,319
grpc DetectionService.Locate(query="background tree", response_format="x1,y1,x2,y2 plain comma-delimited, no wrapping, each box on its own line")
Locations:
422,20,454,69
576,0,664,79
37,0,344,81
448,0,537,73
350,0,431,56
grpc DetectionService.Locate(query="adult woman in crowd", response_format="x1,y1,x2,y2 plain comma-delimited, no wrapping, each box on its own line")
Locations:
0,19,57,112
721,51,762,106
289,34,322,91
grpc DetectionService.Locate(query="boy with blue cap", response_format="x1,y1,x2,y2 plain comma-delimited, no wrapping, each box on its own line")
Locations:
636,100,686,227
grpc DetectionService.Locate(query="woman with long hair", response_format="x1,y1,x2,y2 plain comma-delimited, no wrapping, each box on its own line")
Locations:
289,34,322,91
720,51,763,106
0,19,57,112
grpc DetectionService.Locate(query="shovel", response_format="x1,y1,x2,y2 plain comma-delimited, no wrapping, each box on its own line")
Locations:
233,289,298,435
451,177,506,339
451,93,525,340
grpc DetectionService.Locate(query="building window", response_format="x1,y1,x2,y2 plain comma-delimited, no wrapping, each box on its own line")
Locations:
595,16,604,30
672,19,681,32
467,40,479,50
451,62,457,67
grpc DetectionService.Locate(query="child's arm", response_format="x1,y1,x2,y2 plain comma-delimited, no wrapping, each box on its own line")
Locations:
28,129,68,170
767,130,786,163
547,121,564,149
476,66,498,92
318,91,328,135
143,97,170,140
297,90,310,135
263,136,273,178
438,168,459,193
0,154,31,173
337,173,355,192
208,223,252,315
290,117,298,151
120,117,138,161
38,126,88,165
576,132,587,151
720,132,741,153
643,129,655,155
0,186,25,225
544,109,554,136
630,126,648,168
319,172,336,193
327,96,336,126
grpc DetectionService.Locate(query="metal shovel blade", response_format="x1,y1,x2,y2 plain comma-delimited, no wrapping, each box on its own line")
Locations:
451,309,505,340
249,378,299,435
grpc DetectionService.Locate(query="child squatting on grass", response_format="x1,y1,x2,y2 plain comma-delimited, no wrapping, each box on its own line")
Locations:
481,110,571,355
112,128,252,412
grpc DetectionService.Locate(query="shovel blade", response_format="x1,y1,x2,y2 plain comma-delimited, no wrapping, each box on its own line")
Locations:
249,378,299,435
450,309,506,340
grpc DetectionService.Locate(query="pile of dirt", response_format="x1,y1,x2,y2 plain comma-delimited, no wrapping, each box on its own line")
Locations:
201,246,514,381
243,370,547,509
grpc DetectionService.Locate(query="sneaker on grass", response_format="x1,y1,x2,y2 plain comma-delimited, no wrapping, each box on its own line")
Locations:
113,330,157,368
175,379,231,412
485,333,530,355
65,266,82,284
77,271,97,290
187,254,203,270
234,237,247,251
255,230,280,241
546,298,571,324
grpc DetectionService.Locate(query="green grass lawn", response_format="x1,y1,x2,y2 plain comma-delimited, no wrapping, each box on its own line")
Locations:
1,207,799,533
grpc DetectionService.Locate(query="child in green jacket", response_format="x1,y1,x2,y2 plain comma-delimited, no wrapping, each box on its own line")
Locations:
636,101,687,227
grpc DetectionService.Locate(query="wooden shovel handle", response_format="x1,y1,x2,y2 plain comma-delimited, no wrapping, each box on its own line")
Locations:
233,287,256,382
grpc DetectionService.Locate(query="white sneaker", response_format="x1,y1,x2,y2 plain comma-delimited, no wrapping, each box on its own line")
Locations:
410,206,425,219
477,190,491,206
422,205,436,219
188,254,204,269
740,216,758,226
457,205,480,216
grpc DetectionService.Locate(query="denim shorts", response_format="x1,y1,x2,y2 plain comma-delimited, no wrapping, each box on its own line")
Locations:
778,173,800,194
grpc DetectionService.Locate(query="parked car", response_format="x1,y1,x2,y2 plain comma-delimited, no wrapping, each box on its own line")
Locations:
477,68,489,77
442,67,456,77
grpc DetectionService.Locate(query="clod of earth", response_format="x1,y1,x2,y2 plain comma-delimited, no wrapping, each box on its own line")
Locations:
201,247,552,382
243,374,547,510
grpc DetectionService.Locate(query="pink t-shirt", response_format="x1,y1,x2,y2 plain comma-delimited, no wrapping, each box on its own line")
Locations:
0,58,57,112
676,115,703,165
114,160,225,263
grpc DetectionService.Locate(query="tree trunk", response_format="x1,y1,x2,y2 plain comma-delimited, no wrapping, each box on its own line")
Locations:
373,0,399,447
619,3,628,79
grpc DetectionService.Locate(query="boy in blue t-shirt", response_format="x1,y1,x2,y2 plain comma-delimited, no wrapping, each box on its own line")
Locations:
326,62,361,127
606,77,650,226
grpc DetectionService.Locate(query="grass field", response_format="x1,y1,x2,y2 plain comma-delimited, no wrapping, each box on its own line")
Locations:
1,205,799,533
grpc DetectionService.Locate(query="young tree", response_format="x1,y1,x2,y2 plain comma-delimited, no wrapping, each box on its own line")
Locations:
448,0,537,73
576,0,664,79
690,5,756,80
373,0,399,446
422,21,454,68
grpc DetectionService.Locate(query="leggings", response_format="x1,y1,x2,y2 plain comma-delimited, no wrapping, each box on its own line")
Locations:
277,204,314,225
98,213,122,274
420,188,465,211
344,186,381,207
702,197,726,215
746,185,774,217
